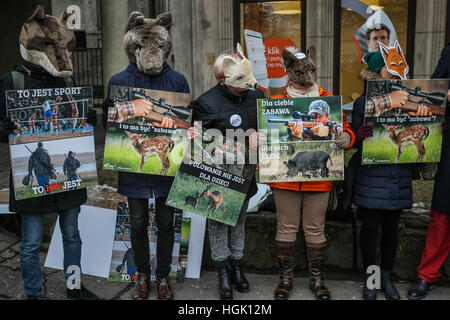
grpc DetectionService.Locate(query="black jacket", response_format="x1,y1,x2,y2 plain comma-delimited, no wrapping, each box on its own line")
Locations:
191,83,265,198
0,61,87,214
430,44,450,213
28,146,53,176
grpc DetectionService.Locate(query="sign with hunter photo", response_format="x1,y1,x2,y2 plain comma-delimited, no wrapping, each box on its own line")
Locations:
362,79,448,165
103,86,192,176
108,201,189,283
166,124,256,227
257,96,345,183
6,87,98,200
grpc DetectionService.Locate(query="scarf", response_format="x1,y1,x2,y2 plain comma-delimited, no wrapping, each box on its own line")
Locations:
286,83,320,98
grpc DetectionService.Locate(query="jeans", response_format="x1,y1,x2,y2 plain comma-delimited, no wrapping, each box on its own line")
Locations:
20,207,82,297
128,196,174,279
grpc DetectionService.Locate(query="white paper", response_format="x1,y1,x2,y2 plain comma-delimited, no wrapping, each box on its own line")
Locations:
244,29,268,81
44,205,117,278
182,211,206,279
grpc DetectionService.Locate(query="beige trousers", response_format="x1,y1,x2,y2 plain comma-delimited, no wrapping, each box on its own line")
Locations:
273,188,330,245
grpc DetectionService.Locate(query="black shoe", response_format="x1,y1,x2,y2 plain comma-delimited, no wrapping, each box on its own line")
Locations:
362,273,377,300
67,284,100,300
381,271,400,300
230,260,249,293
407,278,435,300
217,266,233,300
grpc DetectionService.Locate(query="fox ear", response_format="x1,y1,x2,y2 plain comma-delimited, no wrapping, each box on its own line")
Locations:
379,42,389,58
394,40,405,58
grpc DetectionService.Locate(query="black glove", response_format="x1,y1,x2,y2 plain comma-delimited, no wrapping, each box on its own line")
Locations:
0,117,15,141
86,110,97,126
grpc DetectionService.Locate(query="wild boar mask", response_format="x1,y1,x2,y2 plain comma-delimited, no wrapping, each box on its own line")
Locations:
222,43,257,90
19,5,76,77
282,46,317,87
124,11,173,75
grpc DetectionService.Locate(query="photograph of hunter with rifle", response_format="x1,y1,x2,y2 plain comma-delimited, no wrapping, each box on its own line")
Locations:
103,85,192,177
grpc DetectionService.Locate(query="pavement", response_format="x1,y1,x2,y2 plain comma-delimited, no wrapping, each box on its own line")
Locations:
2,227,450,301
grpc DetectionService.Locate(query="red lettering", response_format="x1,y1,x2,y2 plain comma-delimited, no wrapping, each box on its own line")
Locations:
45,183,61,192
131,274,138,281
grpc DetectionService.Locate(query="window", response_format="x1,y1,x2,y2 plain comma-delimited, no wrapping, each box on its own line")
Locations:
237,0,303,96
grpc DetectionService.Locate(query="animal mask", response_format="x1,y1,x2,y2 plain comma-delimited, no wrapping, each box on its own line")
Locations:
379,41,409,80
124,11,173,75
222,43,257,90
19,5,76,77
282,46,317,88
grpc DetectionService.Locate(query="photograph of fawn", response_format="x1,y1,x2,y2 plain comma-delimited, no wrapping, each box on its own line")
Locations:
102,86,192,176
362,79,448,165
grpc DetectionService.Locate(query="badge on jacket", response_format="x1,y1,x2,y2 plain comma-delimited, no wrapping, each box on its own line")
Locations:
230,114,242,127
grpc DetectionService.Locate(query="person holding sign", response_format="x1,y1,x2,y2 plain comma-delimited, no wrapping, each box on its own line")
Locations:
187,44,264,300
102,11,189,300
269,47,355,301
0,6,98,300
351,43,428,300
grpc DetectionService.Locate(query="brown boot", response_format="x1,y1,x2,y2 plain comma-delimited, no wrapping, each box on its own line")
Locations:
133,273,150,300
274,241,295,300
306,243,331,300
156,278,174,300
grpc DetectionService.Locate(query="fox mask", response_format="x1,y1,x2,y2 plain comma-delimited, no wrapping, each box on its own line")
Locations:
124,11,173,75
379,41,409,80
19,5,76,77
222,43,257,90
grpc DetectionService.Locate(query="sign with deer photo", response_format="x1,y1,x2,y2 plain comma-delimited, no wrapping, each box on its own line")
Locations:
165,125,257,227
6,87,98,200
102,86,192,176
257,96,345,183
362,79,448,165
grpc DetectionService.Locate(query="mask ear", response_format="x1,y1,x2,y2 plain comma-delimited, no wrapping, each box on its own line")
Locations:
306,45,316,63
236,42,245,58
222,56,239,75
394,40,405,58
126,11,145,32
28,5,46,22
156,12,173,31
60,10,75,24
282,49,297,69
379,42,389,58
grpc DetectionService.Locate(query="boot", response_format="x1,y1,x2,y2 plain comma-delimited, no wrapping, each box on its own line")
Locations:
230,259,249,293
362,273,378,300
274,241,295,300
306,244,331,300
133,272,150,300
216,260,233,300
381,270,400,300
156,278,174,300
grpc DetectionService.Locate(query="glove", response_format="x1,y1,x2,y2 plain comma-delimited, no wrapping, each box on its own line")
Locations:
357,124,373,142
0,117,15,141
442,119,447,132
86,110,97,126
336,131,351,149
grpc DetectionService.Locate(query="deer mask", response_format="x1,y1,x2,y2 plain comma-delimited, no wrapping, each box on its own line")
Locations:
124,11,173,75
379,41,409,80
282,46,317,88
19,5,76,77
222,43,257,90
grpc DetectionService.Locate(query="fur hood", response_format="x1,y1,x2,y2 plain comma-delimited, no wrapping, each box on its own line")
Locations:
359,68,382,81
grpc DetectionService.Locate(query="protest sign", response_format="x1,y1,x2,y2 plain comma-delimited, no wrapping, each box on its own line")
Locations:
257,96,344,183
362,79,448,165
6,87,98,200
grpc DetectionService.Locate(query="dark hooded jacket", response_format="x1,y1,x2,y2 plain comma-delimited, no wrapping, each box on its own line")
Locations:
429,44,450,214
0,61,87,214
190,83,265,198
103,62,190,199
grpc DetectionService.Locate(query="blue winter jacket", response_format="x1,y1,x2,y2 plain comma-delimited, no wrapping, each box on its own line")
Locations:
104,62,190,199
351,94,414,211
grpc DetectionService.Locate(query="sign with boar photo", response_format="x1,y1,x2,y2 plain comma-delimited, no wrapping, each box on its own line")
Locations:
102,86,192,176
6,87,98,200
362,79,448,165
165,124,256,227
257,96,345,183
